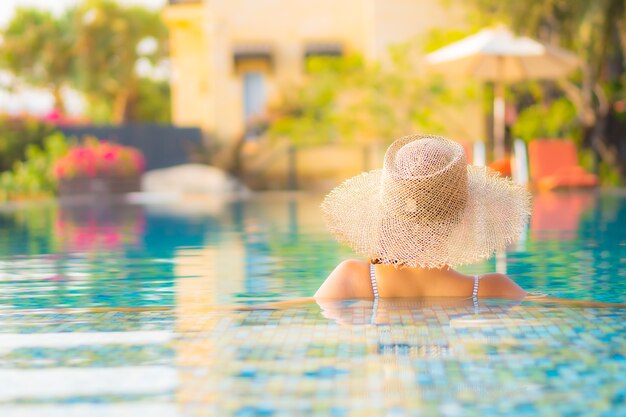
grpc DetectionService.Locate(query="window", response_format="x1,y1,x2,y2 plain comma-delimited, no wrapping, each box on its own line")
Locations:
233,44,273,74
303,42,343,59
243,72,267,138
303,42,343,72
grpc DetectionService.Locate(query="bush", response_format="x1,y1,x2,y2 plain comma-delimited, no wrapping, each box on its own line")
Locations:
0,132,70,202
0,116,58,172
511,98,579,143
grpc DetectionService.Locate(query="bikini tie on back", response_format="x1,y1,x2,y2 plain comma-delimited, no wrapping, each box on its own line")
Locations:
369,263,379,299
369,264,379,325
471,274,480,311
368,263,480,302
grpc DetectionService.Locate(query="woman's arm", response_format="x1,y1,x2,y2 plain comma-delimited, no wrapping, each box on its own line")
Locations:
480,274,626,307
313,260,360,299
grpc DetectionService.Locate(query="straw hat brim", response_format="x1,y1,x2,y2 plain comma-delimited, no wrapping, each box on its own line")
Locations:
321,165,531,268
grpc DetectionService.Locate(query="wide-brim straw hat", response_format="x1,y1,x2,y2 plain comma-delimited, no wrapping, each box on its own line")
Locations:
321,134,531,268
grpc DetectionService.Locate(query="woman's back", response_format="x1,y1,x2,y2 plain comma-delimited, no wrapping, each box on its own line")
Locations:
314,259,527,300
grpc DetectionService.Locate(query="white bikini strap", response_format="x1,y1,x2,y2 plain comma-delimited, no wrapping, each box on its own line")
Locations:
472,275,480,311
369,264,379,325
369,263,379,299
472,275,480,298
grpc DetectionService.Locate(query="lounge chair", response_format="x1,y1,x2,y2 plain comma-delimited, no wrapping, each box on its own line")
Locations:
527,139,598,191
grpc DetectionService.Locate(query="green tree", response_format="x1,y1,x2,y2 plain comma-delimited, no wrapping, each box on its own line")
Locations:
0,8,77,113
0,2,170,124
74,0,168,123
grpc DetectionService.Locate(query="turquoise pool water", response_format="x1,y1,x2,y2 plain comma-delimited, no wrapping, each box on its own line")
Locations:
0,190,625,416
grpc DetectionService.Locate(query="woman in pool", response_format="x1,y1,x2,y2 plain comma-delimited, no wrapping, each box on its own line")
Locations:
315,133,531,301
241,133,623,310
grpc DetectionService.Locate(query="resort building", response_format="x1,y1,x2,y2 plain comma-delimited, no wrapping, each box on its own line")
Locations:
163,0,476,148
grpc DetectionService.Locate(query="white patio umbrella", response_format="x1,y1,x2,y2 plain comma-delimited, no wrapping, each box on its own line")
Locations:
426,26,579,160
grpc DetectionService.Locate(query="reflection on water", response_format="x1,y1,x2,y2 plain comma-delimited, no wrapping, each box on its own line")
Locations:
530,190,596,241
0,191,625,416
315,297,521,325
55,203,146,251
0,191,625,309
510,190,626,301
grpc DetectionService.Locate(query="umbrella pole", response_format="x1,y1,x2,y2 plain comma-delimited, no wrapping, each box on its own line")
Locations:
493,57,506,161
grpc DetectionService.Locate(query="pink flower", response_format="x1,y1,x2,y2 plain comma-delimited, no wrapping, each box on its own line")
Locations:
103,151,117,161
53,140,146,179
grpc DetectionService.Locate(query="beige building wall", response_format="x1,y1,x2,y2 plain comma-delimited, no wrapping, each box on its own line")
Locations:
165,5,212,129
164,0,480,149
366,0,466,63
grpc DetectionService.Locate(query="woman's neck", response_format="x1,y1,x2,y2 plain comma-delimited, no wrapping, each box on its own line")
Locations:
375,263,456,280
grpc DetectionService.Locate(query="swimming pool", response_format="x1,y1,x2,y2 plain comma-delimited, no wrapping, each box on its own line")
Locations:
0,190,624,416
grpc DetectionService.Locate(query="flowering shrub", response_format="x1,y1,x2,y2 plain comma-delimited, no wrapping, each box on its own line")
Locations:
53,138,145,179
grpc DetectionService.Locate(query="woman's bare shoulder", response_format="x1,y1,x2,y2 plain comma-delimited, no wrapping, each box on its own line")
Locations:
314,259,370,299
478,273,527,300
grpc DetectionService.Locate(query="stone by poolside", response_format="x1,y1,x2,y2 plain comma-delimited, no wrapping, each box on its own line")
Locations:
141,164,249,195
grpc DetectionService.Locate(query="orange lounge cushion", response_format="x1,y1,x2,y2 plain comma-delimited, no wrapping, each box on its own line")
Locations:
537,165,599,191
488,157,512,176
528,139,598,189
528,140,578,179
